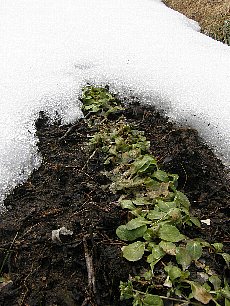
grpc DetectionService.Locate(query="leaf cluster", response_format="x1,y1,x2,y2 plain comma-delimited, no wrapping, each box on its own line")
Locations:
81,86,230,306
81,86,123,116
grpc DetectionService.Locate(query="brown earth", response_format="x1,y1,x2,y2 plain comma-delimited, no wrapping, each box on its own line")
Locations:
0,98,229,306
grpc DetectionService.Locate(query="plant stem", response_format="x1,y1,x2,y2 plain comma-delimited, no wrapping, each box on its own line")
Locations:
159,295,200,305
132,288,200,305
0,232,18,275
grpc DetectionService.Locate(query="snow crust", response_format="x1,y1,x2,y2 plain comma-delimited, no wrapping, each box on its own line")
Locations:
0,0,230,208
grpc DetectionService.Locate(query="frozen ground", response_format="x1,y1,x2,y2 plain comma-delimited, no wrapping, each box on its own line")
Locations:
0,0,230,208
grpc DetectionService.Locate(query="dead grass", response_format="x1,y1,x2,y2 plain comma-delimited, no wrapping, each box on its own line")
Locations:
162,0,230,44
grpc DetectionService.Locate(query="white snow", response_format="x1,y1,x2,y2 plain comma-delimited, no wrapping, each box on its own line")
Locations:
0,0,230,209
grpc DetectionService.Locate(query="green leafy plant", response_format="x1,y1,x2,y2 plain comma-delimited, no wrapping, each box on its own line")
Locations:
82,86,230,306
81,86,123,116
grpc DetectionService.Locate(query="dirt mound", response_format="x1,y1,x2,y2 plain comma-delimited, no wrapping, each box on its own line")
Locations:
0,101,229,306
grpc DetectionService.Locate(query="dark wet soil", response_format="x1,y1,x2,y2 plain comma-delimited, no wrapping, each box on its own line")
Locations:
0,99,229,306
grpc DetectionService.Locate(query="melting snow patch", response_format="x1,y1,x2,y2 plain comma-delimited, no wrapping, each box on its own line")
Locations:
0,0,230,209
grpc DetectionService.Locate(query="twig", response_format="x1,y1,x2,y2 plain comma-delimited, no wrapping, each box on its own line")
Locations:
59,124,78,141
59,124,83,141
81,297,91,306
84,111,94,119
180,162,188,190
61,113,93,142
0,232,18,275
19,263,35,306
83,236,96,296
82,149,97,170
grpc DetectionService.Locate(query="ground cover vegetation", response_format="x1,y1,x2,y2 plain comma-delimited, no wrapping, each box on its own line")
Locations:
82,86,230,305
162,0,230,45
0,86,229,306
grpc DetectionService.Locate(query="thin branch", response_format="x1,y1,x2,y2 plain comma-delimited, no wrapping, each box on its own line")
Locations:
82,149,97,170
83,236,96,296
0,232,18,275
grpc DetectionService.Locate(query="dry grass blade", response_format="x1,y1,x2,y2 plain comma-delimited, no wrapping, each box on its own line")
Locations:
163,0,230,44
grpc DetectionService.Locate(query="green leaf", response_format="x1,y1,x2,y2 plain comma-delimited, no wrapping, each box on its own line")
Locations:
189,281,212,304
157,200,177,212
190,216,201,227
143,269,153,280
143,226,162,241
151,244,166,260
158,224,185,242
212,243,224,253
165,264,182,281
221,279,230,300
126,217,150,230
116,224,147,241
186,241,202,261
221,288,230,300
105,105,124,116
176,247,192,270
120,281,133,300
147,245,165,263
220,279,230,306
159,241,176,255
120,199,136,210
133,295,143,306
133,155,157,174
152,170,169,182
147,210,166,220
133,197,151,205
122,241,145,262
209,275,221,290
143,177,159,189
142,294,163,306
220,253,230,268
169,173,179,184
146,241,157,251
174,191,190,209
180,270,190,280
163,275,172,288
108,146,117,155
194,238,211,248
143,229,154,241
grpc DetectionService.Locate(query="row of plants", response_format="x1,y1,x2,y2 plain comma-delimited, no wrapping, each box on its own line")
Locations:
81,86,230,306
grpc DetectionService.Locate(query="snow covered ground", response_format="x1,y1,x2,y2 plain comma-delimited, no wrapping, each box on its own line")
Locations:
0,0,230,209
